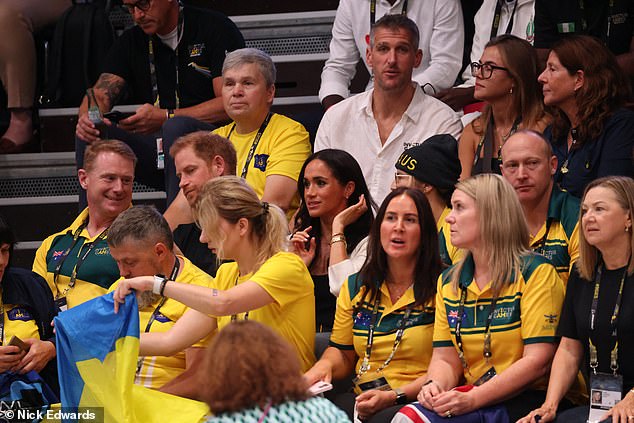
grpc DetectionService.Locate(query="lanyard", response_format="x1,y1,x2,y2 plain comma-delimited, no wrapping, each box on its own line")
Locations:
231,274,250,322
227,112,273,179
148,8,184,108
357,289,413,377
588,263,629,375
370,0,408,26
54,220,108,299
490,0,518,40
558,128,578,180
454,286,499,371
0,301,4,346
532,218,554,257
142,256,181,334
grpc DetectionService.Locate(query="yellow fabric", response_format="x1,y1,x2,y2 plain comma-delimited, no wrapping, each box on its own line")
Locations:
108,256,214,389
33,208,120,309
437,207,462,265
433,254,564,387
2,304,40,344
213,113,311,218
213,252,316,371
330,276,435,388
529,220,579,286
75,335,208,423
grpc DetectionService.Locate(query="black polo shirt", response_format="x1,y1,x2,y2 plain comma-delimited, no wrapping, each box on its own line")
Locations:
103,6,244,108
534,0,634,55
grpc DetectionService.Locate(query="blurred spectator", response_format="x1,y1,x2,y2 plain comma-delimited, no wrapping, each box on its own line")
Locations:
0,0,71,153
319,0,464,109
539,35,634,198
201,320,349,423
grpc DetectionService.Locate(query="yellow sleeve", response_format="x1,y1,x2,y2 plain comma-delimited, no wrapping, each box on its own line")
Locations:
432,275,453,347
568,222,580,276
32,236,56,297
249,253,313,308
520,263,565,344
263,119,311,181
329,276,355,350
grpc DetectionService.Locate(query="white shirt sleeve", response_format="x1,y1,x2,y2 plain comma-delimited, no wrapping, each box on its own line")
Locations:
328,236,369,296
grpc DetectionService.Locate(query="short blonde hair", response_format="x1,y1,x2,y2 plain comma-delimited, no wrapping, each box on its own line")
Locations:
192,176,288,270
83,139,136,172
450,174,530,295
577,176,634,280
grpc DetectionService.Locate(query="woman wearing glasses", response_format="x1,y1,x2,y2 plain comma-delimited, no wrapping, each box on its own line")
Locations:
538,35,634,198
398,174,564,422
458,35,549,179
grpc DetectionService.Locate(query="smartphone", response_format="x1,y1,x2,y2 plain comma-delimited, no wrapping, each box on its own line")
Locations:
103,110,126,123
7,335,29,352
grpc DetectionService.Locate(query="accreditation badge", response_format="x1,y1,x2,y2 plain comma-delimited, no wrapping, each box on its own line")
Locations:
352,370,391,395
588,372,623,423
55,297,68,313
473,366,497,386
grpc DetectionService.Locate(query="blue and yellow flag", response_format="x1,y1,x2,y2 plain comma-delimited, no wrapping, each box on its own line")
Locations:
55,293,209,423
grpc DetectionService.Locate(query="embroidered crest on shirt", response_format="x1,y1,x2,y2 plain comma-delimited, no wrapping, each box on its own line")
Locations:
188,43,205,57
253,154,269,171
8,307,33,322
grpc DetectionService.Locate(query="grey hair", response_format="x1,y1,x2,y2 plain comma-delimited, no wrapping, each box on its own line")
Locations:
222,48,276,87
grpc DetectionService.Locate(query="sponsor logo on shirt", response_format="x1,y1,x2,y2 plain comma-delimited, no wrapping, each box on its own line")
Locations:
155,313,171,323
94,247,110,256
7,307,33,322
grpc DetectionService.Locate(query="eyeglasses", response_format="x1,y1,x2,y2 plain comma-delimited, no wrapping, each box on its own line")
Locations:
470,62,510,80
394,172,413,187
123,0,151,14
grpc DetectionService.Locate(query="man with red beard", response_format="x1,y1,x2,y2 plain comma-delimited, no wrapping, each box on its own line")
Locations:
501,130,580,284
33,140,136,311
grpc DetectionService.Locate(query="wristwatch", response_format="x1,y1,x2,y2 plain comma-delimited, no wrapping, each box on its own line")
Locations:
394,388,408,405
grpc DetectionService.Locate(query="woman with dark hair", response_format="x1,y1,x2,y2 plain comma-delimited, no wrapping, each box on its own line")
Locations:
0,216,58,393
291,149,375,335
519,176,634,423
202,320,349,422
304,187,443,422
539,35,634,198
459,35,549,178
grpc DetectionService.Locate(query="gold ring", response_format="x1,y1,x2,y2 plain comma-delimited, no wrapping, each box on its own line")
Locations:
445,410,453,418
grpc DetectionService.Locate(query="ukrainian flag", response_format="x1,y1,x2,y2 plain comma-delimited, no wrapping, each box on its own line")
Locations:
55,293,209,423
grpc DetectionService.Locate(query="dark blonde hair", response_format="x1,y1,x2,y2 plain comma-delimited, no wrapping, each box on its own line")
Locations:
169,131,237,176
475,35,546,138
577,176,634,280
83,139,137,172
450,174,530,295
201,321,308,413
192,176,287,269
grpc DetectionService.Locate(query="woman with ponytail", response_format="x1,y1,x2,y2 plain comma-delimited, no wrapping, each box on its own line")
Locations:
114,176,316,372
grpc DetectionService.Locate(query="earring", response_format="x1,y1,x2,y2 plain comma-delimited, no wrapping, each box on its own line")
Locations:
509,86,514,94
626,226,631,233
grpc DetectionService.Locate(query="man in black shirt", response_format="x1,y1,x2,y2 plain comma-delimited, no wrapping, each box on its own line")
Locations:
75,0,244,206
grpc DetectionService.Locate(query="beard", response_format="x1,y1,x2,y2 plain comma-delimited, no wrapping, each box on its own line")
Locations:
137,290,162,309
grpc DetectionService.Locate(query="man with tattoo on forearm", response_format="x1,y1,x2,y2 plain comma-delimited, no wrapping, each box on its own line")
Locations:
75,0,244,208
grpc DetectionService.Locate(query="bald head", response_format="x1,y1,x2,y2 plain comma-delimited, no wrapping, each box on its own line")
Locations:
501,130,557,206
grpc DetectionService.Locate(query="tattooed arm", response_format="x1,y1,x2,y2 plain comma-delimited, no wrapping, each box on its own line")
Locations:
76,73,126,143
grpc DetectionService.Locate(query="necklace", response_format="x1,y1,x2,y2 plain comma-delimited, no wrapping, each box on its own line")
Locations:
388,282,413,302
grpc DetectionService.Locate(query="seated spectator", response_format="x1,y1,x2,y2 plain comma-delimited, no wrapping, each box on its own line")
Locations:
0,0,71,153
459,35,549,178
315,14,462,206
107,206,213,399
305,187,443,422
392,134,462,266
0,216,58,393
113,176,316,373
75,0,244,206
33,140,136,310
291,149,375,341
533,0,634,78
519,176,634,423
437,0,536,112
501,130,580,284
539,35,634,198
318,0,464,109
205,48,311,218
403,174,564,422
163,132,237,276
201,320,349,423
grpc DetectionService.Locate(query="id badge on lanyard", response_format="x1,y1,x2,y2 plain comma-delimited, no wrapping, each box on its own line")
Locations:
588,372,623,423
